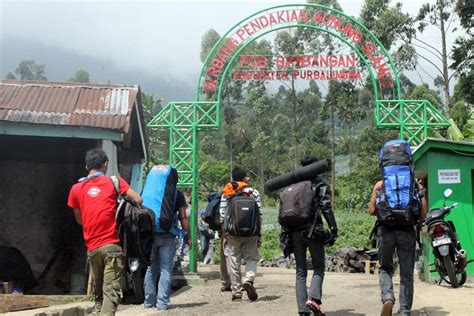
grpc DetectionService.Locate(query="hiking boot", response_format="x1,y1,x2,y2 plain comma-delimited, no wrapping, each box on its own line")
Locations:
221,285,231,292
242,281,258,301
381,300,394,316
231,293,242,301
306,300,325,316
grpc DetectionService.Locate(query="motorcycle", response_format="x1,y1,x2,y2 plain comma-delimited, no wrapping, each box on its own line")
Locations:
421,188,472,288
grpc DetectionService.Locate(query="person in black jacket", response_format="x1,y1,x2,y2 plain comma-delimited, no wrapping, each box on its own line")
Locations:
281,155,338,316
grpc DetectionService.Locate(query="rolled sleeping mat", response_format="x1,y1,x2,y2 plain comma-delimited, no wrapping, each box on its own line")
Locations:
264,159,332,192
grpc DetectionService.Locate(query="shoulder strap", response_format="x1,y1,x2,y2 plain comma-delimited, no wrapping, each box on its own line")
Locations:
110,176,122,198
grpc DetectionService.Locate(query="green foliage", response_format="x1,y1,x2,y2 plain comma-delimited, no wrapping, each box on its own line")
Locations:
336,126,397,210
68,69,90,83
359,0,416,71
5,72,16,80
410,84,442,107
260,229,281,260
199,158,230,193
447,118,464,141
141,92,167,173
328,211,375,254
15,60,47,81
259,211,375,259
462,112,474,142
450,0,472,80
200,29,221,63
450,100,470,130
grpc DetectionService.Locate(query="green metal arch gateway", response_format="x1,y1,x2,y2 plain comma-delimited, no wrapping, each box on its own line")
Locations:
147,3,450,272
196,3,401,102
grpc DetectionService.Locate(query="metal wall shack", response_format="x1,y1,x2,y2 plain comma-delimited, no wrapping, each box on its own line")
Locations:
413,138,474,282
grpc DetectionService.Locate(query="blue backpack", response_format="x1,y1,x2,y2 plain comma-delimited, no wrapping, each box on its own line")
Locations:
142,165,178,233
376,140,420,226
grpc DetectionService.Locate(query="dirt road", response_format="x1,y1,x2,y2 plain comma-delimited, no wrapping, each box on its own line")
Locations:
117,266,474,316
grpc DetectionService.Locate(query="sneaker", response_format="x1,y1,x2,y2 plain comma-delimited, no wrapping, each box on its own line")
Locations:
381,300,394,316
242,281,258,301
231,293,242,301
221,285,231,292
306,300,324,316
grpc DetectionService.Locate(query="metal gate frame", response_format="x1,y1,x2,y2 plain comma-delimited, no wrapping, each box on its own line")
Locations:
148,4,450,272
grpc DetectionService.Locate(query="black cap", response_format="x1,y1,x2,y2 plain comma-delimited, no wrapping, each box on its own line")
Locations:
300,155,319,167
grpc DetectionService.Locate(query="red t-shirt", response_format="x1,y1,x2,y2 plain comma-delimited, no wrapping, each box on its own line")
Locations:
67,175,130,251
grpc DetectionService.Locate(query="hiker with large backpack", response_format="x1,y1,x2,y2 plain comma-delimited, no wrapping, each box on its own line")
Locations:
141,165,191,311
67,148,142,316
369,140,427,316
279,155,337,316
220,167,262,301
202,191,232,289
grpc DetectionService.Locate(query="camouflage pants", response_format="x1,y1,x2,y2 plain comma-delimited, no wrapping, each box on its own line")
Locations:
87,243,124,316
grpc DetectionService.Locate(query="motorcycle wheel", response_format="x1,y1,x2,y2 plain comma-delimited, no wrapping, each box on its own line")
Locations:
458,271,467,286
441,255,459,288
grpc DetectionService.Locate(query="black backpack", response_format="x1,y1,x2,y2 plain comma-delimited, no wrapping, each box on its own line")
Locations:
279,180,315,230
203,192,222,231
116,201,155,265
224,191,260,237
111,176,155,266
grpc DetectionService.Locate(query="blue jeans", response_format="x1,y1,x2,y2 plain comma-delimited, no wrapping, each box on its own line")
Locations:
144,233,176,309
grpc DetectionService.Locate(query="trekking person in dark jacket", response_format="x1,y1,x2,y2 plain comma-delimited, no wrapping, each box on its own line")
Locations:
280,155,338,316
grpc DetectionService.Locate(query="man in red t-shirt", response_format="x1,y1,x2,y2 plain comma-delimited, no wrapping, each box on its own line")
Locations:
68,148,142,316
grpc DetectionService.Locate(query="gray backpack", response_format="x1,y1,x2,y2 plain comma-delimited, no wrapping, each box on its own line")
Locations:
278,181,314,229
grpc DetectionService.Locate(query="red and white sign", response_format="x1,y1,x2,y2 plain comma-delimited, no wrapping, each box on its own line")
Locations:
202,8,394,92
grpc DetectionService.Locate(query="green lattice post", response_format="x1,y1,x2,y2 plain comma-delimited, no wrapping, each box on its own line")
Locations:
148,102,220,272
375,100,450,146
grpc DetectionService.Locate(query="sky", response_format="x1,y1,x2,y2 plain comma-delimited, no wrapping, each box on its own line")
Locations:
0,0,462,96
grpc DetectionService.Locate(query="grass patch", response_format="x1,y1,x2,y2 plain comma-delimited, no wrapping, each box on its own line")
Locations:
258,210,376,259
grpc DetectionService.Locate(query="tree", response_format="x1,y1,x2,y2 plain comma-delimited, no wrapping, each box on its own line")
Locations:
416,0,458,112
141,92,166,170
15,60,47,80
359,0,417,71
5,72,16,79
334,82,365,170
68,69,90,83
410,84,443,107
200,29,221,63
274,30,305,168
450,0,473,76
450,76,473,129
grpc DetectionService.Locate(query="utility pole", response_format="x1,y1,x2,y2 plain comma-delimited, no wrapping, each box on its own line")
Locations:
329,80,336,210
438,0,450,113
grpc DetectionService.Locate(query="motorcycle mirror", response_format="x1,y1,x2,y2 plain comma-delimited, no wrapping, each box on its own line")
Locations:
444,188,453,198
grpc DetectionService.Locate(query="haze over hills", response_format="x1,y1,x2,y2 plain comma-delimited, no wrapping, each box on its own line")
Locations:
0,37,196,104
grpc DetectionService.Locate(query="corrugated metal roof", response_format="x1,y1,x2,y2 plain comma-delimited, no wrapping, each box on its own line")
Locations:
0,80,139,132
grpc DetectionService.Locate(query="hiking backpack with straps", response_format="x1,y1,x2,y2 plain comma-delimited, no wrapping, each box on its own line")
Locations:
141,165,178,232
376,140,421,226
224,190,260,237
278,180,315,230
111,176,155,265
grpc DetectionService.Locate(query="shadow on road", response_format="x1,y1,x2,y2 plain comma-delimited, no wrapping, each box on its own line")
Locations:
326,309,365,316
257,295,282,302
412,306,449,315
171,302,208,309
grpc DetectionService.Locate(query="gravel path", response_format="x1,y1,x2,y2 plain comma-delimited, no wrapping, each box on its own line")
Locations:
117,266,474,316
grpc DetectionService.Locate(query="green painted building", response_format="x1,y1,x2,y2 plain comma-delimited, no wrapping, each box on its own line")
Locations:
413,138,474,282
